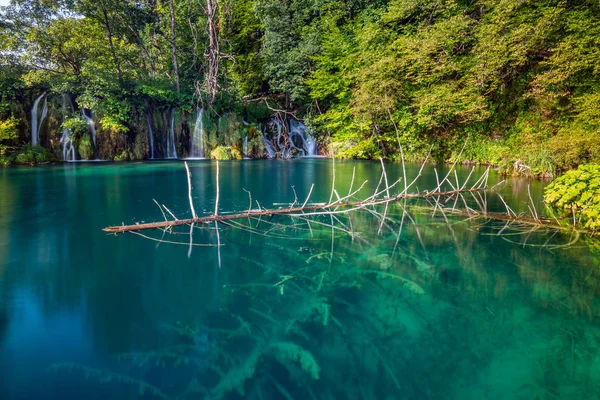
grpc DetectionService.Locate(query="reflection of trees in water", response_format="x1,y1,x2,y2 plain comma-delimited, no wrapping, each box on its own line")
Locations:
52,207,600,399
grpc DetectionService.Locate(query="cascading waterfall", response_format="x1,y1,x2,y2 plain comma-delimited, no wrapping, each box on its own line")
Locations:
262,124,276,159
60,127,75,161
190,108,205,158
242,120,250,159
274,120,291,159
145,111,155,159
166,108,178,159
243,135,249,159
81,109,97,158
60,94,75,161
81,108,98,160
262,118,318,158
289,119,317,156
31,93,48,146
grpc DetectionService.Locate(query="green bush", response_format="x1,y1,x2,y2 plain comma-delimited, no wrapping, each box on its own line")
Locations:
211,146,234,160
230,147,243,160
544,164,600,230
61,116,89,134
549,128,600,171
0,116,19,158
13,144,56,164
0,154,13,166
0,115,18,142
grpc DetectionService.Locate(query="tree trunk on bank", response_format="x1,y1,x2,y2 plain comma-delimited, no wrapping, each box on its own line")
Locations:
98,0,122,82
205,0,219,104
169,0,180,91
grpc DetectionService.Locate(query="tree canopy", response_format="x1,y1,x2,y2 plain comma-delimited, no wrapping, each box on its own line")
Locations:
0,0,599,172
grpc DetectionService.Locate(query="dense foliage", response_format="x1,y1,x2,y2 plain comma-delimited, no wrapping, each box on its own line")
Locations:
545,164,600,230
0,0,599,172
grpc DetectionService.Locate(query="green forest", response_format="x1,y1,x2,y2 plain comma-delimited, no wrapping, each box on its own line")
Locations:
1,0,599,175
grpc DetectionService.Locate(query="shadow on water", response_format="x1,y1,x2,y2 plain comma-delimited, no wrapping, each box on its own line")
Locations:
0,160,599,399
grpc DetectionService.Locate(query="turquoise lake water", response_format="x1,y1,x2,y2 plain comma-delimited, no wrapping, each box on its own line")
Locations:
0,159,599,399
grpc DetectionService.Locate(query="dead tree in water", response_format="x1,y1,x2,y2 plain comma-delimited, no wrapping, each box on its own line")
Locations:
103,156,580,241
104,112,586,249
103,157,485,233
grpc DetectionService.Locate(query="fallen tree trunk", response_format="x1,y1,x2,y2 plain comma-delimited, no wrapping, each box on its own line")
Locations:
103,188,487,234
102,159,587,240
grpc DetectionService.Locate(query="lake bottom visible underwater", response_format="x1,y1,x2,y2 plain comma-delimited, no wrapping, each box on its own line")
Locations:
0,160,599,399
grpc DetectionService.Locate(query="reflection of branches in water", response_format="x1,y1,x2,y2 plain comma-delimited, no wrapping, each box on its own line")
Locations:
86,157,600,397
104,153,591,268
59,207,600,398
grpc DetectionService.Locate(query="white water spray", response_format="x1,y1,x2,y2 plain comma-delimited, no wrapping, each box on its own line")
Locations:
243,135,249,159
60,94,75,161
81,109,96,146
81,109,97,158
289,119,317,156
145,111,155,159
31,93,48,146
190,108,205,158
262,123,276,159
262,118,317,158
60,127,75,161
165,108,178,159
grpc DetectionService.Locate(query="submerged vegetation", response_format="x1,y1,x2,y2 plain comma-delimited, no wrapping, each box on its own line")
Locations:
0,0,598,173
52,185,600,399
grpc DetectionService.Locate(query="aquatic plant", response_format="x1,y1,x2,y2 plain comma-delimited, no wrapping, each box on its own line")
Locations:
49,364,170,400
269,342,320,379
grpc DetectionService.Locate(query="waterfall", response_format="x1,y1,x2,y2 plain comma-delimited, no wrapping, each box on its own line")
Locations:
262,118,317,158
81,109,96,146
165,108,178,159
31,93,48,146
289,119,317,156
60,127,75,161
242,120,250,159
274,120,291,159
190,108,205,158
81,109,97,158
243,135,249,159
262,124,276,159
60,94,75,161
146,111,155,159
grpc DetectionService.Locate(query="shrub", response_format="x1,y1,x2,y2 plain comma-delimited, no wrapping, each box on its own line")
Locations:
0,116,18,142
230,147,243,160
544,164,600,230
211,146,234,160
61,116,89,134
13,144,56,164
0,155,12,166
549,128,600,171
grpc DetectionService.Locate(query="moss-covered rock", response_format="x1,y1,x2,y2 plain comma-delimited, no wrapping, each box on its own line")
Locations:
114,149,132,162
78,134,95,160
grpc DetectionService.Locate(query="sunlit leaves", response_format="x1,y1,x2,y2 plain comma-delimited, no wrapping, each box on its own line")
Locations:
545,164,600,230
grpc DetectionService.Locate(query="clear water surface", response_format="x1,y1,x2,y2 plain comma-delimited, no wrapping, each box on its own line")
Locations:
0,159,599,399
